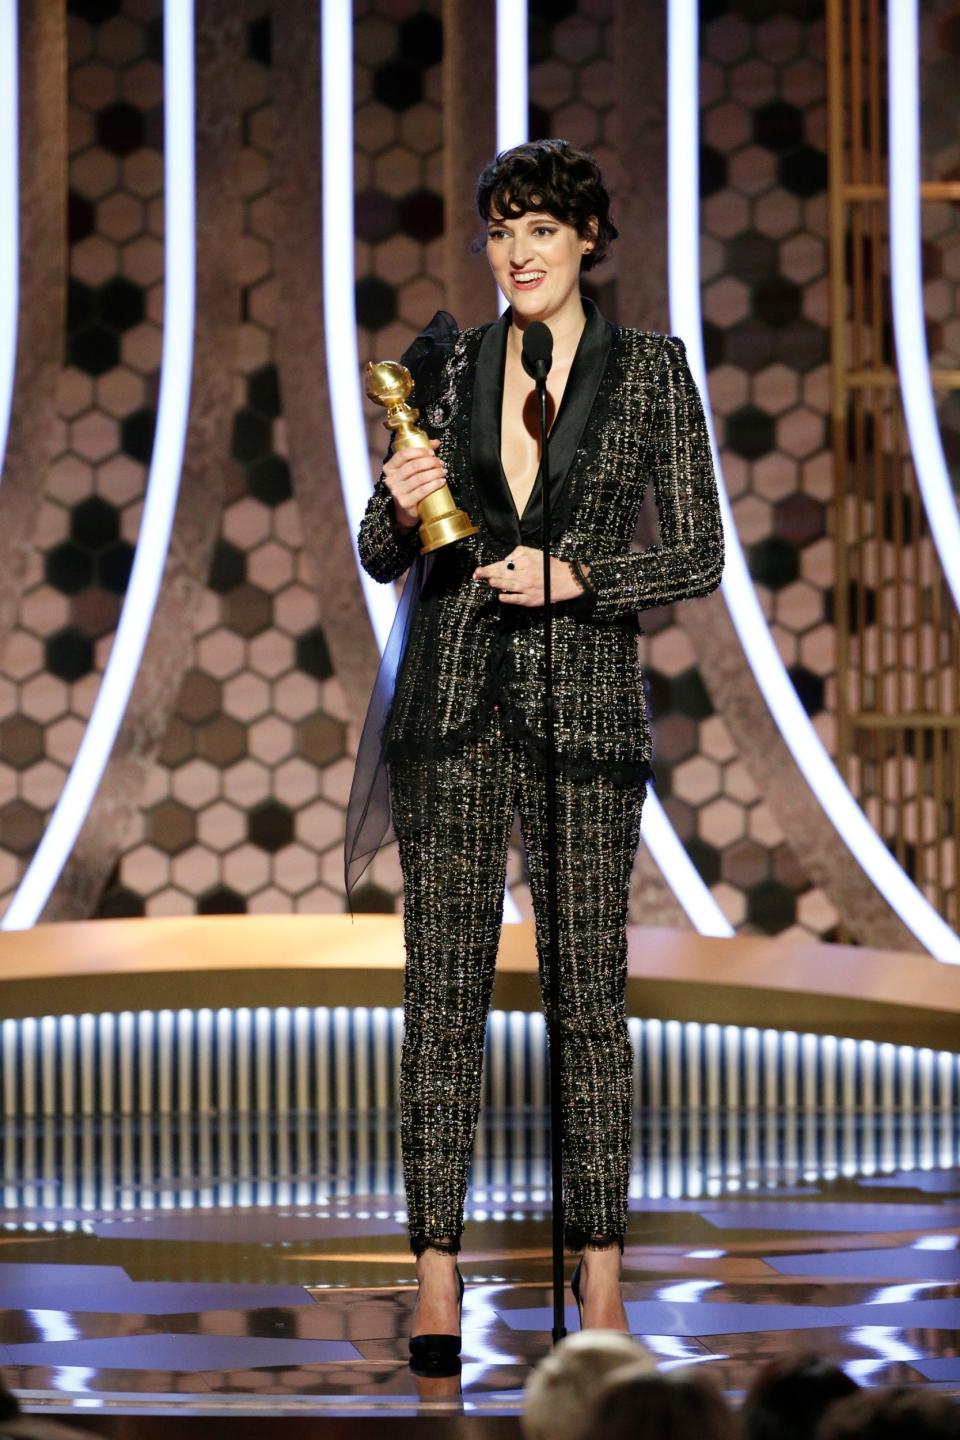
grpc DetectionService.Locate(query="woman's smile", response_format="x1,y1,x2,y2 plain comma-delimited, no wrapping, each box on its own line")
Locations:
510,269,546,290
506,269,544,288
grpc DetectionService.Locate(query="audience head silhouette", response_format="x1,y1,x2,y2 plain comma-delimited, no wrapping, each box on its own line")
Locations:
815,1387,960,1440
744,1354,860,1440
590,1363,736,1440
521,1330,654,1440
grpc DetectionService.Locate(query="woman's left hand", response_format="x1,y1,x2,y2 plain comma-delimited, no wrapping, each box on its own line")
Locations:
473,546,587,606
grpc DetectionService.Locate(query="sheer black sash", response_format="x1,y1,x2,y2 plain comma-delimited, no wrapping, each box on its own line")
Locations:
343,312,456,906
344,549,432,903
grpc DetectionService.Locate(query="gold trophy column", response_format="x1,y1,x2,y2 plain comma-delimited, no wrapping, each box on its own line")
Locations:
365,360,479,554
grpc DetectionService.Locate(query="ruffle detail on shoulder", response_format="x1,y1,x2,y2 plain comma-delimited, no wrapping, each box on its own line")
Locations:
401,310,460,419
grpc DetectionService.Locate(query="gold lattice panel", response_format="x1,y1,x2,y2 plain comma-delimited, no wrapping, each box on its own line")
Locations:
827,0,960,931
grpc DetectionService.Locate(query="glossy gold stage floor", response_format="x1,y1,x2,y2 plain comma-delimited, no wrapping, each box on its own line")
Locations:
0,1113,958,1428
0,917,957,1429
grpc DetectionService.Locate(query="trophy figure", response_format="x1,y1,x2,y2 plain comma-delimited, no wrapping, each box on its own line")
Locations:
365,360,479,554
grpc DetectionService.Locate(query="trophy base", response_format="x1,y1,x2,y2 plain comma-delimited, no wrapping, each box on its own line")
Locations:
419,512,480,554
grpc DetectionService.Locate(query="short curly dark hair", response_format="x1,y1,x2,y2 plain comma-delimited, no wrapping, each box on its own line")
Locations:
475,139,617,271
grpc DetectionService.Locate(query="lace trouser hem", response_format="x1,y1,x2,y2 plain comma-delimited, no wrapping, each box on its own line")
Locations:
410,1234,461,1258
565,1227,625,1254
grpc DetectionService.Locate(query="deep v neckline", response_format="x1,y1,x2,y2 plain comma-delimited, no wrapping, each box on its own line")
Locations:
499,341,579,524
470,298,614,547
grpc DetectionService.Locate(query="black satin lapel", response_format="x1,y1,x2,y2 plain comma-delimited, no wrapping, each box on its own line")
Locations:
470,311,521,546
519,298,614,544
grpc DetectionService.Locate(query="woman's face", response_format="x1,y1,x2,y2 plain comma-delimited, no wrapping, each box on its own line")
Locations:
485,210,593,323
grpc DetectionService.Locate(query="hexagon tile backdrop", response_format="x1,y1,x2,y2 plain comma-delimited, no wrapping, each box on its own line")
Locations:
1,0,352,921
2,0,950,937
524,1,842,940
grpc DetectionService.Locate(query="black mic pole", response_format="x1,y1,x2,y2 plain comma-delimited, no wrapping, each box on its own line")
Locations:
523,323,566,1345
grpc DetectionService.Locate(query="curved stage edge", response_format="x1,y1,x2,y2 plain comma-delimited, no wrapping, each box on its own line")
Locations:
0,914,958,1048
0,915,958,1427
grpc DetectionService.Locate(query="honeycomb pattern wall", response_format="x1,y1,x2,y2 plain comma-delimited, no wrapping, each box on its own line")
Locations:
833,0,960,927
0,0,954,937
666,5,837,938
921,0,960,409
0,0,167,904
100,3,354,918
0,0,352,920
524,2,840,939
917,0,960,926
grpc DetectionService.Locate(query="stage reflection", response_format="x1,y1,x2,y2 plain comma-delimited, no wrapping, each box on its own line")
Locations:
0,1103,956,1418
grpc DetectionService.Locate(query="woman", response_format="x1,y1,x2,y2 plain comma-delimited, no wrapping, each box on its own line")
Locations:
354,140,724,1356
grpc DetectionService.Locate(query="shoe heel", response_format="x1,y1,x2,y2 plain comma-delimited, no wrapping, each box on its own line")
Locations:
570,1257,584,1330
409,1264,465,1372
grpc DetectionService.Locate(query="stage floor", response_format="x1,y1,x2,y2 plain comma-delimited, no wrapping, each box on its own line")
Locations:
1,1108,958,1424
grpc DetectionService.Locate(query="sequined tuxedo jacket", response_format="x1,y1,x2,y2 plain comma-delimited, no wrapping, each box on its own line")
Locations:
357,300,724,789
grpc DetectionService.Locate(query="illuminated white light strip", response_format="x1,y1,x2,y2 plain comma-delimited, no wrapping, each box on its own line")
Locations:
320,3,516,915
320,0,395,653
642,796,732,936
491,1,729,935
496,0,527,154
495,0,528,315
2,0,197,930
2,1005,958,1112
490,0,531,916
0,0,18,480
667,0,960,964
888,3,960,615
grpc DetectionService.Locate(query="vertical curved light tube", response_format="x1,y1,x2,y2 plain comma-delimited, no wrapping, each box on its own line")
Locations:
641,797,733,936
667,0,960,964
0,0,18,481
888,2,960,614
496,0,527,154
320,0,396,653
321,3,517,915
494,0,527,315
2,0,197,930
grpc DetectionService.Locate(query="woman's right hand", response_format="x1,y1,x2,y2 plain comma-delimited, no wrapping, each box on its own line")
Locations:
383,439,448,532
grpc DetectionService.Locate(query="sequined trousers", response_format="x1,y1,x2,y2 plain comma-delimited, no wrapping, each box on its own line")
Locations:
391,705,646,1258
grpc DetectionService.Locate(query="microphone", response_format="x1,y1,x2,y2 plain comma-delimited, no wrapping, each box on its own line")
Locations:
521,321,553,382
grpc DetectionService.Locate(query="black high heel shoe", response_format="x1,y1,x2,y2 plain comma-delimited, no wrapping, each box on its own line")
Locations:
409,1266,465,1374
570,1257,585,1330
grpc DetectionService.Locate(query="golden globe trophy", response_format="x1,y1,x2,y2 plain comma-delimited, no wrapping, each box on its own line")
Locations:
365,359,479,554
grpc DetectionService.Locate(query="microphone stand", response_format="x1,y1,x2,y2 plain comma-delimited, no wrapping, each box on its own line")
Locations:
533,368,567,1345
